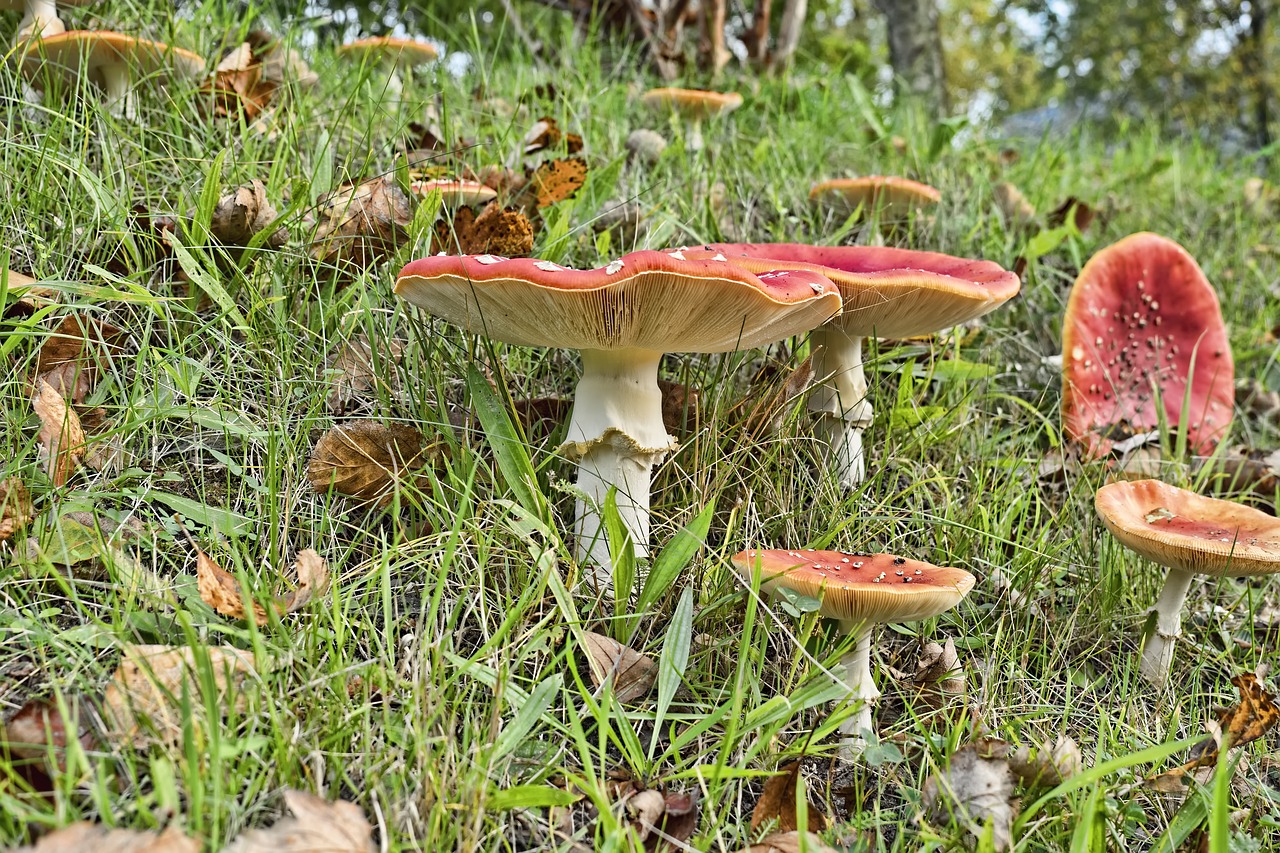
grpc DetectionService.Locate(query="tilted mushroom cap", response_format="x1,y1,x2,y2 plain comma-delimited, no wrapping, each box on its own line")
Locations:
1095,479,1280,578
336,36,438,65
641,87,743,120
1062,232,1234,457
410,179,497,208
809,177,941,218
395,250,842,351
731,548,976,625
675,243,1020,339
20,30,205,88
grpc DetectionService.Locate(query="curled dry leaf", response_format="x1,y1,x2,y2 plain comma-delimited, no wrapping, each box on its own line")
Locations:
194,543,329,626
0,477,33,541
308,175,414,274
10,823,199,853
921,739,1016,852
750,760,828,834
32,379,85,487
277,549,331,614
522,116,584,156
307,421,428,506
616,786,698,852
739,832,839,853
221,789,375,853
102,643,257,746
210,180,288,249
582,631,657,703
742,351,816,436
201,41,278,120
1008,735,1082,790
34,314,127,405
1,696,96,793
658,379,700,436
432,202,535,257
906,639,966,711
326,336,404,415
522,157,588,209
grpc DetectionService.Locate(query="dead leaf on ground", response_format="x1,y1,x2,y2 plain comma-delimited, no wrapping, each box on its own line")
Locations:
201,41,278,120
616,786,698,851
658,379,700,436
0,477,33,541
32,379,85,487
1,696,96,793
221,789,375,853
1047,197,1096,232
11,823,199,853
101,644,258,746
750,760,828,834
432,202,535,257
307,421,429,506
188,528,329,626
739,831,838,853
325,336,405,415
1008,735,1082,790
209,180,288,249
308,175,414,274
522,116,584,156
921,739,1016,851
34,314,128,405
520,157,588,209
993,182,1036,227
582,631,657,703
901,639,965,711
741,351,816,436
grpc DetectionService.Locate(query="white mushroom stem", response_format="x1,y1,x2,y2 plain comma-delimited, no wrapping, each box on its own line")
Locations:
1140,567,1197,685
565,349,674,590
98,63,136,120
809,323,874,488
687,119,705,153
18,0,64,40
836,623,880,759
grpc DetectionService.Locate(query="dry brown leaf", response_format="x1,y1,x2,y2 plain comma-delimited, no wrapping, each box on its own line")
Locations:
921,739,1016,851
993,182,1036,227
582,631,657,703
32,378,85,487
222,789,375,853
1047,196,1096,232
750,760,828,834
904,639,966,711
740,831,839,853
277,549,330,614
34,314,127,405
616,787,698,852
201,41,278,120
1008,736,1082,790
522,116,584,156
522,157,588,209
307,421,428,506
658,379,700,436
101,644,257,745
326,336,404,415
193,539,329,626
308,175,413,274
742,352,815,436
1,696,96,792
0,477,33,541
210,180,287,248
432,202,535,257
11,823,199,853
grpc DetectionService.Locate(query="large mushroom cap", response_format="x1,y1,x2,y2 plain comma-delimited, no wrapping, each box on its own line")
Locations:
21,30,205,87
641,87,743,119
1062,233,1233,458
809,177,941,218
676,243,1020,338
395,250,842,352
410,179,497,208
731,548,975,625
1095,479,1280,578
336,36,438,65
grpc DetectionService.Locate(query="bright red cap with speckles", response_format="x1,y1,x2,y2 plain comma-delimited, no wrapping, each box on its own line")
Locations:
731,548,975,626
394,249,842,352
1062,233,1234,458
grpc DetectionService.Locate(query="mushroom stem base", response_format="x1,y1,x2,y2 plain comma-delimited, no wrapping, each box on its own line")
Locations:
1140,567,1196,685
573,439,663,589
836,625,880,759
809,327,873,488
100,62,136,120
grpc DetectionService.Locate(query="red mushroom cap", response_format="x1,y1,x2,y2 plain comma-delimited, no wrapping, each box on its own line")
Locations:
809,176,941,218
1062,233,1234,457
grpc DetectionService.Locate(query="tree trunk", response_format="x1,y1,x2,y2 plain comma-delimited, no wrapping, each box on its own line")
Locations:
700,0,730,75
872,0,948,112
744,0,771,67
774,0,808,68
1248,0,1271,150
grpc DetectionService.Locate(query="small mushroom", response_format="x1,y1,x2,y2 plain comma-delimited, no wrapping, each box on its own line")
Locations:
336,36,438,109
409,178,497,209
396,251,841,587
1095,479,1280,685
1,0,89,42
732,548,975,758
809,176,941,222
640,87,742,152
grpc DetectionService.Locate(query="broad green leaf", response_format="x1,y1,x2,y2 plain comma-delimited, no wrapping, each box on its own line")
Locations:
488,785,579,811
649,586,693,756
492,675,561,760
465,365,544,514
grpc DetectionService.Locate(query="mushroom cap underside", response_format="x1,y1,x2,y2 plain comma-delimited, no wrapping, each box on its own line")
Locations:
20,30,205,86
337,36,438,64
641,87,743,118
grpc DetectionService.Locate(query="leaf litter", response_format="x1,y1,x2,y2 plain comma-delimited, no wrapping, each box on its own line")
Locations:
581,631,656,702
307,420,431,506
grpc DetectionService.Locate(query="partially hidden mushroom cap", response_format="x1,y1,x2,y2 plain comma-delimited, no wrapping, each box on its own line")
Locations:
676,243,1020,339
810,177,941,218
1095,479,1280,577
1062,232,1233,458
731,548,975,625
410,179,497,208
394,250,842,352
337,36,438,66
641,87,743,120
21,31,205,87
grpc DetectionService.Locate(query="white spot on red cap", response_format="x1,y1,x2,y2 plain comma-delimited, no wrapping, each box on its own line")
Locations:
475,255,503,265
668,250,686,260
809,282,824,293
711,253,727,262
606,259,624,275
535,261,561,272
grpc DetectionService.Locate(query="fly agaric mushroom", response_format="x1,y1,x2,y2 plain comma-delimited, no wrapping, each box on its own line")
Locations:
641,87,742,152
1095,479,1280,684
395,251,841,585
336,36,437,108
809,177,941,221
732,548,974,757
409,179,497,209
675,243,1020,487
20,30,204,119
2,0,88,41
1063,233,1234,459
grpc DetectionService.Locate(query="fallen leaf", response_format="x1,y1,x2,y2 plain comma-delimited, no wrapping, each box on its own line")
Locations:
582,631,657,703
0,477,33,541
921,739,1016,851
658,380,700,436
742,351,816,436
201,41,278,120
308,175,413,274
325,336,404,415
904,639,965,710
1,696,95,793
32,378,85,487
307,421,429,506
276,549,330,615
617,786,699,852
1008,736,1082,790
189,528,329,626
1047,196,1096,232
101,644,257,746
739,832,839,853
432,202,535,257
522,116,584,156
750,760,828,834
524,157,588,208
34,314,127,404
993,182,1036,227
10,823,199,853
209,180,287,248
221,789,375,853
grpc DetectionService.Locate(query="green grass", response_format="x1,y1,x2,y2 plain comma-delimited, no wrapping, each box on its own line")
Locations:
2,1,1279,850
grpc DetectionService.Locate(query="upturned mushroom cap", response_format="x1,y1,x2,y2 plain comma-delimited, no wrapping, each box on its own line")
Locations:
1095,479,1280,578
674,243,1020,338
20,30,205,87
336,36,438,66
731,548,976,625
810,177,941,218
641,87,743,120
410,179,497,208
394,250,842,352
1062,233,1234,457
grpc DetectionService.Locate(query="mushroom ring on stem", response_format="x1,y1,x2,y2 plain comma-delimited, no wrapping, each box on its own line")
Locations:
731,548,974,759
1094,479,1280,685
674,244,1020,487
395,251,841,586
